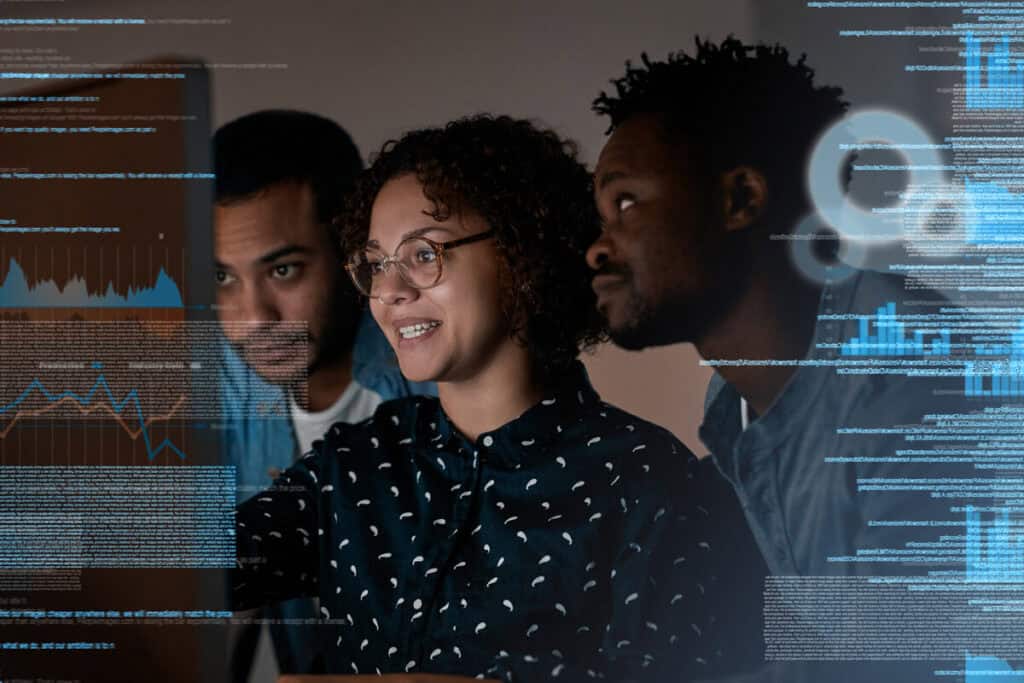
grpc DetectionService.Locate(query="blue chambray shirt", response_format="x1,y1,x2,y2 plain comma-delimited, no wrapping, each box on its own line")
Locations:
219,311,435,504
700,269,970,577
699,269,974,683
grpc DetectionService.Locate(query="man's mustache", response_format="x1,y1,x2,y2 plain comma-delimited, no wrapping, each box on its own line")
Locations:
232,323,309,352
592,262,632,280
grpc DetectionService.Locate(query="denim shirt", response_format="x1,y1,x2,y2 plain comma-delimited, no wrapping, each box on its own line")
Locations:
700,269,971,578
698,270,978,683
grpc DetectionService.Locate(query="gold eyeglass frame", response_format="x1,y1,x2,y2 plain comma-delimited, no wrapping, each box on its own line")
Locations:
345,229,495,298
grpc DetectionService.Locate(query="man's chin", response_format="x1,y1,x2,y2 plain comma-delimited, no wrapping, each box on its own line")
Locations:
240,341,313,388
600,296,659,351
608,323,654,351
252,365,307,388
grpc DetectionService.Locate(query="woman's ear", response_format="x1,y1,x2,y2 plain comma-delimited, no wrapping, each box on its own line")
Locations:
720,166,768,232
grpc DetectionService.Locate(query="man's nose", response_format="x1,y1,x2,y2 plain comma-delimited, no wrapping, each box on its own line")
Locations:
586,231,615,271
238,283,281,324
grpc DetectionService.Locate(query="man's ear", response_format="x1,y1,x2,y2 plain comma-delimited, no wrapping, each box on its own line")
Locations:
720,166,768,232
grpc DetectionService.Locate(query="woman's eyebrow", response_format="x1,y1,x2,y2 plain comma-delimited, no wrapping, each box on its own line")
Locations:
367,225,455,248
405,225,455,239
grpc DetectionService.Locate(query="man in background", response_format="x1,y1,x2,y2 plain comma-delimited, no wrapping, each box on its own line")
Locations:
586,38,967,681
214,109,430,681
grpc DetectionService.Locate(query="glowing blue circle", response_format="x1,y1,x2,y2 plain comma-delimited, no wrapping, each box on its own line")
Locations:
788,212,867,286
807,109,943,242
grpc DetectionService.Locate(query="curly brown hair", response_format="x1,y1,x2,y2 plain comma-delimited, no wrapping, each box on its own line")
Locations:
340,114,607,379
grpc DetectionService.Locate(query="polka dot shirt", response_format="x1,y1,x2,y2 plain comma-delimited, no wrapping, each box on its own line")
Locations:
232,363,728,681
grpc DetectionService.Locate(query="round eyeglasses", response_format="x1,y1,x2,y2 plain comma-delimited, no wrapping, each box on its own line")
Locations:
346,229,495,298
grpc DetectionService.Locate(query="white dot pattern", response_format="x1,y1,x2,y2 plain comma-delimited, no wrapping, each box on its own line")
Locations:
232,364,722,681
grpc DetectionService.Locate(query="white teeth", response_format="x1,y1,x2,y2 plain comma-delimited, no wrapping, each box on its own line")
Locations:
399,321,441,339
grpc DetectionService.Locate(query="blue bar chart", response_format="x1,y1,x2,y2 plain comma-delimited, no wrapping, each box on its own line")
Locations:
965,34,1024,110
840,302,951,357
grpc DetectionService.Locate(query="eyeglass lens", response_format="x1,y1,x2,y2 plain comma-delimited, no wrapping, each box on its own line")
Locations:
350,237,441,297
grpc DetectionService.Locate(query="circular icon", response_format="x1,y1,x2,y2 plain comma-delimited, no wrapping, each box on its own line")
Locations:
788,212,868,286
807,109,943,242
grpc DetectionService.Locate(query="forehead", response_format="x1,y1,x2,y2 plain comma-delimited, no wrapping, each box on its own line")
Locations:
369,173,474,245
215,182,321,249
595,113,697,184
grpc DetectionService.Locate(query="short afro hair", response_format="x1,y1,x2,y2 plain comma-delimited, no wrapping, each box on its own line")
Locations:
594,36,849,216
340,115,606,379
214,109,363,227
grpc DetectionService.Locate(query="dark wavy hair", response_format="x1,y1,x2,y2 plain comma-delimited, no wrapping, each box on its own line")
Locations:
340,115,606,378
594,36,849,215
214,109,365,350
214,109,363,230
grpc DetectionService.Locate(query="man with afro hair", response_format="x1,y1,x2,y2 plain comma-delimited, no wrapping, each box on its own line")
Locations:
587,37,970,682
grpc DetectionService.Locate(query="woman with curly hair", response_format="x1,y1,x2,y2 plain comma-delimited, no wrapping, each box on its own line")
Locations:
232,115,727,682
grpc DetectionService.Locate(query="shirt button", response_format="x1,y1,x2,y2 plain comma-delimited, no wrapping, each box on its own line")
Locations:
482,435,494,447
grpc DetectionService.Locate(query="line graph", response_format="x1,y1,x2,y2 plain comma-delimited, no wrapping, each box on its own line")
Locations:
0,373,188,461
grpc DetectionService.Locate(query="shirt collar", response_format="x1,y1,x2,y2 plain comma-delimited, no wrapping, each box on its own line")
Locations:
422,361,602,469
700,269,864,464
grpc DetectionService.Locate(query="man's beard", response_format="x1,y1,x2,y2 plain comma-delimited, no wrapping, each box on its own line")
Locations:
234,322,310,387
607,286,665,351
606,263,752,352
607,289,714,350
305,276,362,378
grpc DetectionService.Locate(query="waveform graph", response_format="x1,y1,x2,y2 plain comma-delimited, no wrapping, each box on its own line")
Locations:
0,245,187,322
0,321,230,466
0,61,216,328
0,257,183,308
966,653,1023,681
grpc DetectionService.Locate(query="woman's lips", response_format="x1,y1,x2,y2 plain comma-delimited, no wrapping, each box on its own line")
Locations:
393,319,442,349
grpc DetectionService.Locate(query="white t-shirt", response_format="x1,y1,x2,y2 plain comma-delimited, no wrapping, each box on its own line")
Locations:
289,380,383,455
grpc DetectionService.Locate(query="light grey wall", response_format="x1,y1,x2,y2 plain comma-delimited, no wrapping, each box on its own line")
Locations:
751,3,955,139
0,0,755,162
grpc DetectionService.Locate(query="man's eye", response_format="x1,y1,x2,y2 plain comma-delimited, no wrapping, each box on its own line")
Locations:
616,195,636,212
270,263,301,280
215,270,236,287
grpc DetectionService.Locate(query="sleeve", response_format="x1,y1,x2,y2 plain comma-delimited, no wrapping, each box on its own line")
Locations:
484,447,722,682
230,455,322,610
